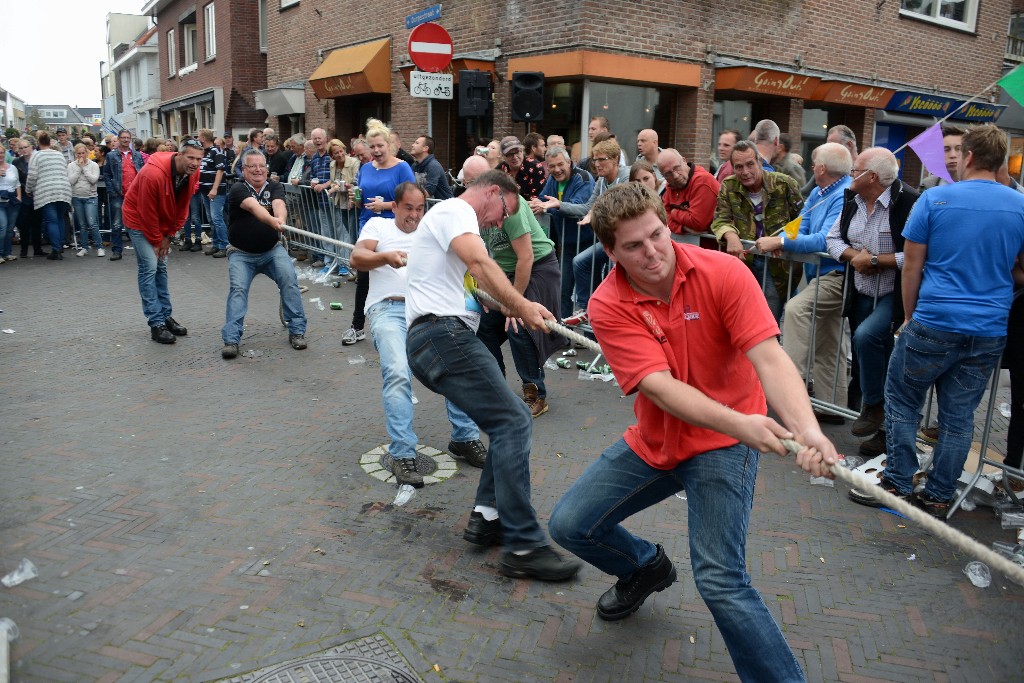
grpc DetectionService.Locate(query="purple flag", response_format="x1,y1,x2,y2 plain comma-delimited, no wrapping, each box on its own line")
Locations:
908,123,953,184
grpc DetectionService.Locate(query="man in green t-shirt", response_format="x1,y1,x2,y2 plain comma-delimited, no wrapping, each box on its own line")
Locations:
466,156,568,417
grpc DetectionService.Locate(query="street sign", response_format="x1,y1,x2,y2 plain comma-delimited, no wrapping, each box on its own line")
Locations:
407,22,453,73
406,4,442,30
410,71,453,100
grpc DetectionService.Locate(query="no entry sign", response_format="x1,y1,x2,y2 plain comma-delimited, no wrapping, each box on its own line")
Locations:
407,22,453,73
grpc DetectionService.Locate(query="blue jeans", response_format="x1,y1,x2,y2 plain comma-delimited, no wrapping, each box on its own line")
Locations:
407,315,546,551
849,291,894,406
476,308,546,398
202,192,227,249
549,439,804,683
883,319,1006,501
72,197,101,250
0,202,19,257
127,229,173,327
572,242,610,312
108,195,125,253
185,194,205,243
368,300,478,458
223,244,307,343
40,202,68,252
750,255,782,322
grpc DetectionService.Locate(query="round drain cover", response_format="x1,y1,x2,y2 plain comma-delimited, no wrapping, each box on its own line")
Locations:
251,654,419,683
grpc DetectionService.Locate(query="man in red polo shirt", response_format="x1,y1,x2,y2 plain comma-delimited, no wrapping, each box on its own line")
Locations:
548,183,837,682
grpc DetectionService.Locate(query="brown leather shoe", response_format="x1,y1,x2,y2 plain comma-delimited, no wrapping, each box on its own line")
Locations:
523,383,549,418
851,402,885,437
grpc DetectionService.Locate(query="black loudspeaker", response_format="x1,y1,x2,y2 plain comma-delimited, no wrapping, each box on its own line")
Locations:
458,70,492,117
511,71,544,122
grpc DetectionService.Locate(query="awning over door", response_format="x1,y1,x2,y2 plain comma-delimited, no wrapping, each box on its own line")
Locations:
308,38,391,100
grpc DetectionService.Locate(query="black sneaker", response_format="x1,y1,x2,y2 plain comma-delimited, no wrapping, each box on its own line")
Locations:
222,343,239,359
211,249,227,258
289,334,307,350
848,475,911,508
851,402,885,437
500,545,582,582
463,511,502,546
596,544,677,621
392,457,424,488
178,241,193,252
150,325,176,344
915,492,952,519
448,439,487,468
190,242,203,252
163,317,187,336
110,252,122,261
859,430,886,458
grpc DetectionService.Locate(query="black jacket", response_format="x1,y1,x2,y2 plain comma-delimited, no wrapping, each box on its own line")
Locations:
838,179,919,330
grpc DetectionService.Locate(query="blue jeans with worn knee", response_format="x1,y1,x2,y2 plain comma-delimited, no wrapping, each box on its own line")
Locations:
850,291,894,407
883,319,1006,501
572,241,609,312
127,229,172,327
40,201,68,252
223,243,307,343
549,439,804,683
407,315,545,551
368,301,478,458
72,197,101,250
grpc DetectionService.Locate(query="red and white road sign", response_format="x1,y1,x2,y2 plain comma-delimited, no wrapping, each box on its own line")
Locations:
407,22,453,73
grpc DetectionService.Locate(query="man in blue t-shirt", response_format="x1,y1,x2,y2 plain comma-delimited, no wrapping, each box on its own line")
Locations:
851,126,1024,518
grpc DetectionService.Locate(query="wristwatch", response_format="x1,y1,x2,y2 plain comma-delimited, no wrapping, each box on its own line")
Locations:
870,255,878,267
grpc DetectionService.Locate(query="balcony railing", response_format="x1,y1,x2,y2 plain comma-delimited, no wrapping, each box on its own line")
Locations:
1007,34,1024,62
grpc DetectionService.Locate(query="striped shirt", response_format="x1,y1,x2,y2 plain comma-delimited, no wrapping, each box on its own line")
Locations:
826,186,904,297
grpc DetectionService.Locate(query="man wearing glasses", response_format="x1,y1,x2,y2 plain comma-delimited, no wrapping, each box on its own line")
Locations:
121,141,204,343
657,148,719,236
826,148,919,457
498,135,546,200
405,169,581,582
220,149,307,358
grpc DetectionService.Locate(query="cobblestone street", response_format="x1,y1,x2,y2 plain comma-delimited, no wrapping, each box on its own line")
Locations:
0,251,1021,682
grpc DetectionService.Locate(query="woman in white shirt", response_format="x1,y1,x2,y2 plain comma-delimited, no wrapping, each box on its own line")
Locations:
68,143,103,256
0,153,21,262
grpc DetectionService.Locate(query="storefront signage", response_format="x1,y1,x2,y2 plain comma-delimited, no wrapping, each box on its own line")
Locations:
810,81,894,108
886,91,959,115
315,75,358,98
954,102,1006,122
715,67,821,99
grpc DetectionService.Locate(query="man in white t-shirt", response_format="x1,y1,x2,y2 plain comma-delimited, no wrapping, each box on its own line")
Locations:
405,169,581,582
350,182,486,489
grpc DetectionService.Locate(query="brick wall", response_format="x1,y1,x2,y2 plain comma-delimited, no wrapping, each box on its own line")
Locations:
264,0,1012,169
153,0,266,134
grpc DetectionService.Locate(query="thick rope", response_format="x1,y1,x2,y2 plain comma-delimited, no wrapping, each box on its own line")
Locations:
780,439,1024,586
282,223,1023,584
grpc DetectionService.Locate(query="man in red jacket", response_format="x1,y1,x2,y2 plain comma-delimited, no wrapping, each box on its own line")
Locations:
657,148,720,236
123,142,203,343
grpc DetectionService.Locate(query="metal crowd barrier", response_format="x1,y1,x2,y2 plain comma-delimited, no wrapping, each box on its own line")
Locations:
282,183,357,273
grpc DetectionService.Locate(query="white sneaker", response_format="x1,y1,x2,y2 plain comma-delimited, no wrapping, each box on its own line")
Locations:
77,247,88,257
341,327,365,345
4,254,16,261
0,256,6,264
97,248,106,257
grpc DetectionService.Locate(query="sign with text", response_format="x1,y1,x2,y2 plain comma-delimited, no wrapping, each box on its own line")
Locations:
410,70,453,99
406,4,442,30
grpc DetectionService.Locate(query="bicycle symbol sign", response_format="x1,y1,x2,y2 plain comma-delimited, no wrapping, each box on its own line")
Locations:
410,70,453,101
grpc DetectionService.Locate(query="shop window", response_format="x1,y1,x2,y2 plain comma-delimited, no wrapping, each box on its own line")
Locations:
586,82,672,161
204,3,216,60
900,0,977,32
542,82,583,152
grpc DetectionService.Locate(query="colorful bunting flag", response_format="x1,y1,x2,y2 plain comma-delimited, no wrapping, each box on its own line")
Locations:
998,65,1024,107
907,124,953,184
783,216,802,240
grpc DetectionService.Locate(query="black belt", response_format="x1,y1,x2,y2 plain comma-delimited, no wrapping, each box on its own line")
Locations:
409,313,439,331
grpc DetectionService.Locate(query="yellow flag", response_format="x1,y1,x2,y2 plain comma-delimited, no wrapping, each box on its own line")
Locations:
783,216,802,240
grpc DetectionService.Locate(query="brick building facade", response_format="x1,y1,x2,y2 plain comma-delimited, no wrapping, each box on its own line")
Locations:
256,1,1009,179
143,0,267,140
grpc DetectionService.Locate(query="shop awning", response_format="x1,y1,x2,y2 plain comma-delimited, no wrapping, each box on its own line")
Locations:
506,50,699,88
809,81,894,109
715,66,821,99
158,90,215,114
884,90,1005,122
309,38,391,100
399,58,495,87
254,82,306,116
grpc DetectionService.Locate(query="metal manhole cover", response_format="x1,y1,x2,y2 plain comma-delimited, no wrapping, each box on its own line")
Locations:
359,444,456,486
249,655,419,682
